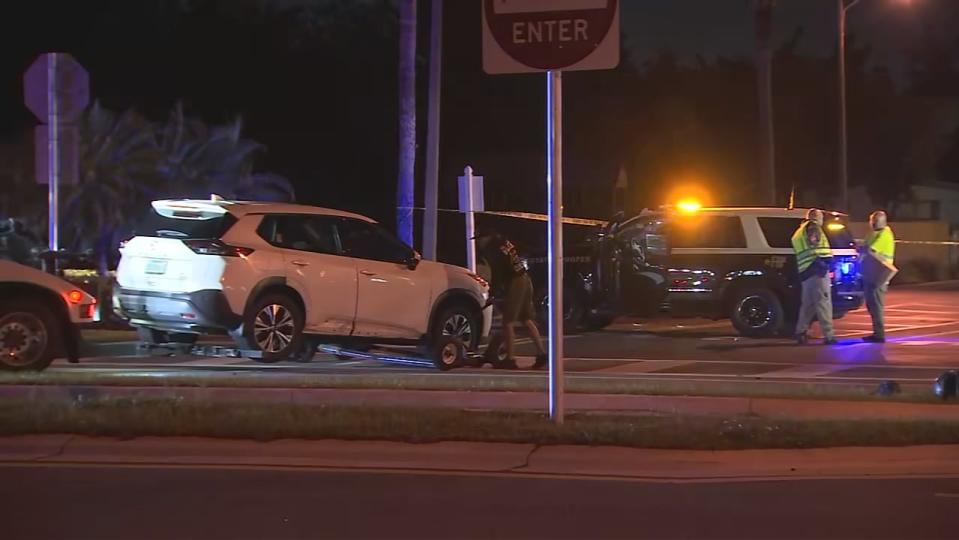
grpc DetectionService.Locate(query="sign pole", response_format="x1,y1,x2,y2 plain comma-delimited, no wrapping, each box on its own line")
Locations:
464,166,477,273
422,0,443,261
47,52,59,254
547,70,565,424
481,0,618,424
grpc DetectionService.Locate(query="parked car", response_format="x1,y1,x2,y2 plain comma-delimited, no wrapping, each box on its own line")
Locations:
526,206,864,337
0,260,99,370
114,199,492,363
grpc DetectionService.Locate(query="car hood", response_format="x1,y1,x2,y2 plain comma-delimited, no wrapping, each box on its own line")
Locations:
421,260,488,291
0,260,87,297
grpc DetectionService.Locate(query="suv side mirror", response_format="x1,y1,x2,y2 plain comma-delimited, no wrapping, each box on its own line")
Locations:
406,251,422,270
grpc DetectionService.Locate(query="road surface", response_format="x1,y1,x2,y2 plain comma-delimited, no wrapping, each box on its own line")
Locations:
54,286,959,386
2,464,957,539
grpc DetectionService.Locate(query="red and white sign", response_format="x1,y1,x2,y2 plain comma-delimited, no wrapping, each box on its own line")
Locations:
482,0,619,74
24,53,89,122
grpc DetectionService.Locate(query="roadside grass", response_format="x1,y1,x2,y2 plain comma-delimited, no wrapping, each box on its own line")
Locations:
2,398,959,450
0,369,950,404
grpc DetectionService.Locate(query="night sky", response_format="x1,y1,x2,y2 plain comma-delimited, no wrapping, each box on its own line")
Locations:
2,0,958,247
3,0,955,141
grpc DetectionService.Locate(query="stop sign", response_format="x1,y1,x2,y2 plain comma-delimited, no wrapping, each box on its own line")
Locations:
24,53,90,123
482,0,619,74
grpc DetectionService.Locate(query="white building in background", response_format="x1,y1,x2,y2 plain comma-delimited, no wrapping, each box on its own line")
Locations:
890,181,959,229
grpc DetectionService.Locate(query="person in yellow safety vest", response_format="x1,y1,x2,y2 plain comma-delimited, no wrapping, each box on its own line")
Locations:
791,208,836,345
862,210,895,343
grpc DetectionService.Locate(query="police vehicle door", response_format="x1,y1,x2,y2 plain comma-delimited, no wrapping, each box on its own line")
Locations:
613,216,670,316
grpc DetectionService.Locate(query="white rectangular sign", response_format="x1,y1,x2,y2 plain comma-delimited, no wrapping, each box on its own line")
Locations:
493,0,608,14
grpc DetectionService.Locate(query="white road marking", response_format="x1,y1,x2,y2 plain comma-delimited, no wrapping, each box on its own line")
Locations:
756,365,853,378
884,320,959,334
596,360,699,374
893,341,959,347
885,308,959,316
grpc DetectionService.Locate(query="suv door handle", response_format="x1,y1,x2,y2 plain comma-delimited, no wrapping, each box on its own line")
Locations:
360,270,376,276
291,260,310,267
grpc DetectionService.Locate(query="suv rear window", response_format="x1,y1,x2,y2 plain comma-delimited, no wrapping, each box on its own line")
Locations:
134,208,238,240
668,216,747,249
758,217,856,249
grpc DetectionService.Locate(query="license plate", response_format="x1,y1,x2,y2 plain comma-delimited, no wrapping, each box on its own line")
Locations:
145,259,168,275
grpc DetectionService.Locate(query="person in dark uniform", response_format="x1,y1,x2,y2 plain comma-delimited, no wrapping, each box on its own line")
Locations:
474,229,548,370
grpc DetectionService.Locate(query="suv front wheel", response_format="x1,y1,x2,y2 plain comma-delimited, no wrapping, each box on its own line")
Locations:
729,288,784,338
234,293,305,363
432,303,480,352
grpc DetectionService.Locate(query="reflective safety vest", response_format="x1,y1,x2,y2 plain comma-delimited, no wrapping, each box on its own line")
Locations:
791,221,832,273
865,226,895,264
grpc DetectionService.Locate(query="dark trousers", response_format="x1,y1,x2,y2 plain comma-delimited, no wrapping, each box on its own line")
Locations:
864,282,887,339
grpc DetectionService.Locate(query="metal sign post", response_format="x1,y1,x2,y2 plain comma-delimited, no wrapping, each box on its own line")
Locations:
546,70,564,422
481,0,619,423
47,53,60,252
24,52,89,261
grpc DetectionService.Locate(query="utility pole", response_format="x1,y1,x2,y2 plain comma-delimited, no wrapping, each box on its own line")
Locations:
422,0,443,260
397,0,417,245
837,0,861,212
754,0,777,206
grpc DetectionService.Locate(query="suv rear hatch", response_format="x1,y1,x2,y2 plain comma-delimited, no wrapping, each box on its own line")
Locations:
116,201,240,294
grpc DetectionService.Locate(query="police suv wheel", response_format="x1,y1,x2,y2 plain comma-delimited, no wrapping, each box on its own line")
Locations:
537,289,585,332
729,288,784,338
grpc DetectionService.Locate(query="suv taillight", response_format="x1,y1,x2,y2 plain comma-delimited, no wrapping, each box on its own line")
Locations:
183,239,254,257
468,273,489,289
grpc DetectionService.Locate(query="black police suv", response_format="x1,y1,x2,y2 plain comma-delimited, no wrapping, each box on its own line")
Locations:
526,207,864,338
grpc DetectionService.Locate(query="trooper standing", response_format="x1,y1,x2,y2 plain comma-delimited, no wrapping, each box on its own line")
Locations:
792,208,836,345
862,210,895,343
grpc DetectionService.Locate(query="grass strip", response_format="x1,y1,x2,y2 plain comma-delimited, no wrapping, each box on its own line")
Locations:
0,370,949,404
2,398,959,450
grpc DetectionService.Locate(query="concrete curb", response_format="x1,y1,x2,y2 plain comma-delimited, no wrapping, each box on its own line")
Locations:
2,384,959,420
3,435,959,481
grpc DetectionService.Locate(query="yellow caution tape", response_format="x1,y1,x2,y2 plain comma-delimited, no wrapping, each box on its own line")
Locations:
402,207,607,227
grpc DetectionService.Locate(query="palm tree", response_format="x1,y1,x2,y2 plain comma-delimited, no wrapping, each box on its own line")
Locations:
156,102,293,201
396,0,417,245
64,102,165,273
64,102,294,273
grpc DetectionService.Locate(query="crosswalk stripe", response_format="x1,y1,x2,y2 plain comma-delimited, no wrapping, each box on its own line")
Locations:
755,364,852,378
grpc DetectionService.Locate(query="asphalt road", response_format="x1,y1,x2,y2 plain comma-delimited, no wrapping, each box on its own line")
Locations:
52,285,959,386
2,465,957,539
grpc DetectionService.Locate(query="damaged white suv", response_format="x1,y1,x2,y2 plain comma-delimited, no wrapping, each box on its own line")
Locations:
114,199,491,362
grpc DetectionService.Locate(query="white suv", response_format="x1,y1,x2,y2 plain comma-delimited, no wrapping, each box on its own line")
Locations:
114,199,491,362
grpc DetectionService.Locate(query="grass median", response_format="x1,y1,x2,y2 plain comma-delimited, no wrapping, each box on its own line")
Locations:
3,397,959,450
0,369,949,404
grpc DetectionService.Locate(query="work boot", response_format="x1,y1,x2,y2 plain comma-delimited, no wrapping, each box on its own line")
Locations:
495,358,519,370
795,333,808,345
532,354,548,370
862,335,886,344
